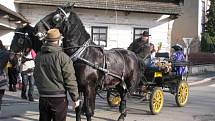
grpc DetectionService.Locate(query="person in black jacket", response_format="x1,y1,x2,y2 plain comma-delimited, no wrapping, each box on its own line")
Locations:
128,31,151,59
0,40,9,111
8,52,19,92
128,31,151,81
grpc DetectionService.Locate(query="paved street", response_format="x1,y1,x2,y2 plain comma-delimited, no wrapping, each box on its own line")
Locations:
1,72,215,121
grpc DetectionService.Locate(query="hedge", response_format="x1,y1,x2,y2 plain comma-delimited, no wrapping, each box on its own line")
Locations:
188,52,215,65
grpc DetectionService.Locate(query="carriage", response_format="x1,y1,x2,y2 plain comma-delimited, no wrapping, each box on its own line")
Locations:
107,52,190,114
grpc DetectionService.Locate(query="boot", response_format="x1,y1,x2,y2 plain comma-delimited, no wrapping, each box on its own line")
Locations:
12,85,17,92
21,94,27,100
21,83,27,100
28,94,34,101
9,85,13,91
28,96,34,102
21,86,27,99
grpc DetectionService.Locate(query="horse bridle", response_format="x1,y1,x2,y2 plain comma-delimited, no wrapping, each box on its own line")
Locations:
14,31,31,55
37,7,70,40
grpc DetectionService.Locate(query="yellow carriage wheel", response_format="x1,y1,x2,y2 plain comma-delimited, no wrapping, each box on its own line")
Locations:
107,91,121,107
149,87,164,115
175,80,189,107
111,96,121,105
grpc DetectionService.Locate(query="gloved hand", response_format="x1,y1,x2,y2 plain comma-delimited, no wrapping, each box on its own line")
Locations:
73,99,81,109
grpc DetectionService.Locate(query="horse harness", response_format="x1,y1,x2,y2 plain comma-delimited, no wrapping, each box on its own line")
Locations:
39,7,127,90
69,39,127,90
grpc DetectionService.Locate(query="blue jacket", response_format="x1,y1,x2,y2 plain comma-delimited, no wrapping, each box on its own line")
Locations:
172,51,187,75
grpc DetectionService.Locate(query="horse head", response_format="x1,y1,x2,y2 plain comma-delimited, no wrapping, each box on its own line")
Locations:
10,24,41,54
34,5,90,56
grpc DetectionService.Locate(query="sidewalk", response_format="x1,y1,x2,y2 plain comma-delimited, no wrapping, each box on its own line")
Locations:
188,71,215,85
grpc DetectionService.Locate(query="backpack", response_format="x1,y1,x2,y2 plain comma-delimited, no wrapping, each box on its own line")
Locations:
0,48,9,74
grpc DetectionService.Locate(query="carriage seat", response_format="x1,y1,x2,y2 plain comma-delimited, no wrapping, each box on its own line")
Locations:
155,52,169,59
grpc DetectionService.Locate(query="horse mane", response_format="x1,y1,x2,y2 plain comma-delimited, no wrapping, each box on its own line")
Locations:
61,11,91,55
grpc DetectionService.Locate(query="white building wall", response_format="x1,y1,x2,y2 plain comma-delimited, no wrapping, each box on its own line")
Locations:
0,0,16,11
17,4,173,51
198,0,202,40
0,0,16,47
0,30,14,46
76,8,172,51
198,0,210,41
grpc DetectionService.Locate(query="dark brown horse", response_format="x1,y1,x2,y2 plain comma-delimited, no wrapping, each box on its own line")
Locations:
34,5,141,121
12,5,141,121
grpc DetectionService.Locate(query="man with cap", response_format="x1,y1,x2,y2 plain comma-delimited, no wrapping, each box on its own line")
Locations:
33,28,80,121
128,31,151,59
128,31,151,81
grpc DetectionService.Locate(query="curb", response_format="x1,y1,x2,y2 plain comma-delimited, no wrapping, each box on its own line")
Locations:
189,76,215,86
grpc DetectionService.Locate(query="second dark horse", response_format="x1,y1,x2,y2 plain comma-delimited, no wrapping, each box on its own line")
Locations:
34,5,141,121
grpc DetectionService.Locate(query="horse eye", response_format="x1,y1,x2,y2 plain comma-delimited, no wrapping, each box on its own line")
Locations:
53,14,63,24
18,38,24,45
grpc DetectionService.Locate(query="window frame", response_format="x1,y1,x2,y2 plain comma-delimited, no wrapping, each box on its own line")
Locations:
91,26,108,47
133,28,149,41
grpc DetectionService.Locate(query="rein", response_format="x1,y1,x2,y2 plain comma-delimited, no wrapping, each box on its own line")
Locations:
13,31,30,57
69,39,124,81
62,45,103,50
15,32,28,36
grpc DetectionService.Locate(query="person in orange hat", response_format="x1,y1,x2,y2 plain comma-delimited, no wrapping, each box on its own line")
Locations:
33,28,80,121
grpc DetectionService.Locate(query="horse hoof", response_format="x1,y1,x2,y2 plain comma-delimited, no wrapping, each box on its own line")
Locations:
117,118,124,121
117,115,125,121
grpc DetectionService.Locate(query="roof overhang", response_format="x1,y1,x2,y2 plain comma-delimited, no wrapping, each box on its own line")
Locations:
0,23,16,30
14,0,182,15
0,4,28,23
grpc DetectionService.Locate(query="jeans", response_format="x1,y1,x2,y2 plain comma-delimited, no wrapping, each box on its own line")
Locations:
0,90,5,110
39,97,68,121
21,72,34,99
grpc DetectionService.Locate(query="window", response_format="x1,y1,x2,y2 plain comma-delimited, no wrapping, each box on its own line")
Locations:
133,28,149,41
91,26,108,47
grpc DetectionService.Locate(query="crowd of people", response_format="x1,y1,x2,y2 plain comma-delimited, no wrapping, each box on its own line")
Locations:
0,39,37,112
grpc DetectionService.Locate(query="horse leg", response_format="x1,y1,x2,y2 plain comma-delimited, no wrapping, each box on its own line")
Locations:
117,86,127,121
84,84,96,121
75,92,82,121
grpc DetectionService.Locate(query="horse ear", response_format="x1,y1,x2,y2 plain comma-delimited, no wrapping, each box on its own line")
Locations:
63,3,75,13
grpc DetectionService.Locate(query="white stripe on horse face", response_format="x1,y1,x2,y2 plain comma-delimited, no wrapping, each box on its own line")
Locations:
36,32,46,41
15,32,28,36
